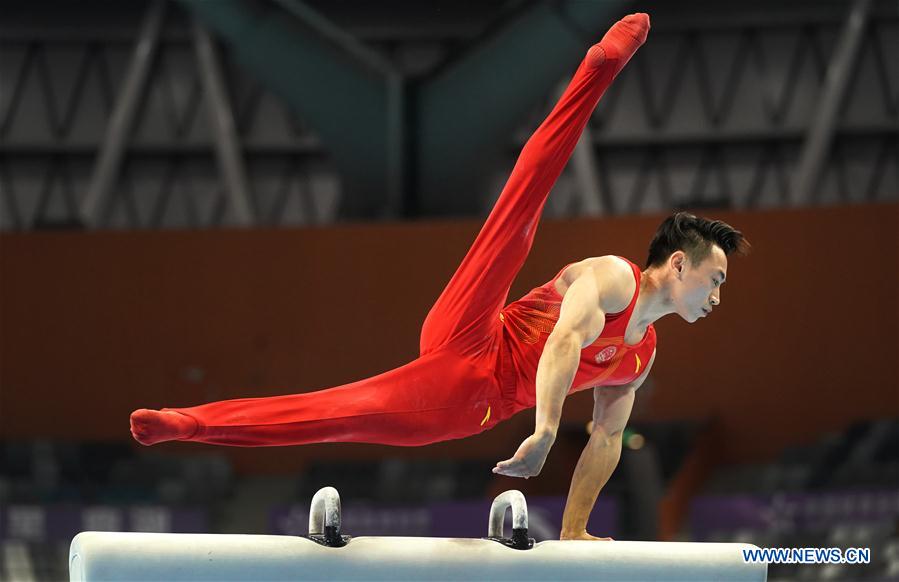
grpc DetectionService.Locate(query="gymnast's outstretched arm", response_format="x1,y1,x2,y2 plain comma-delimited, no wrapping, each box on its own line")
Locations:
493,268,606,478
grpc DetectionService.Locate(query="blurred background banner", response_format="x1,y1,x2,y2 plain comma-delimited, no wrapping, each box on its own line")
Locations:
0,0,897,580
689,489,899,541
0,505,207,542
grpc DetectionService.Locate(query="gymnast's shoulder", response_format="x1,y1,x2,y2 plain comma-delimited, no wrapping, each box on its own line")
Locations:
555,255,636,315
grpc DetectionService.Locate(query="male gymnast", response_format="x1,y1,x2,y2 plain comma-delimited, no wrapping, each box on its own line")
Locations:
130,13,751,540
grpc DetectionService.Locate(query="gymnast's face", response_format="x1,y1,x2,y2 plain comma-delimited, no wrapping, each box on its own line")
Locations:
669,246,727,323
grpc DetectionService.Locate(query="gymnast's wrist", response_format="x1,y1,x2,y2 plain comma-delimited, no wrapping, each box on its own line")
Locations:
534,425,557,442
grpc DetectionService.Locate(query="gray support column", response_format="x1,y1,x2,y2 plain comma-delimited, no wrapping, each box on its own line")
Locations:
385,72,406,218
80,0,166,229
192,22,254,227
271,0,394,75
273,0,406,218
791,0,872,206
272,0,405,218
180,0,399,219
184,0,622,219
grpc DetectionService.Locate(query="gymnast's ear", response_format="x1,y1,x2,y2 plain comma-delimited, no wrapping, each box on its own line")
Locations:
669,251,686,278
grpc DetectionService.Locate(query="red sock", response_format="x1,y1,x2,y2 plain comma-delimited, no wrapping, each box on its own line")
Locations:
586,13,651,72
130,409,198,445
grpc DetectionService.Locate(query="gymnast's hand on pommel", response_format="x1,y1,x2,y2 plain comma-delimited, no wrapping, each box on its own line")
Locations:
492,430,555,478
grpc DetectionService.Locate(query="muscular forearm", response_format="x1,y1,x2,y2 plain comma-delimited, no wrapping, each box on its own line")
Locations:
534,335,580,437
560,430,623,537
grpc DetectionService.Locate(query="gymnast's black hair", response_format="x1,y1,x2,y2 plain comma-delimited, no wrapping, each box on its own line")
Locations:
645,212,751,269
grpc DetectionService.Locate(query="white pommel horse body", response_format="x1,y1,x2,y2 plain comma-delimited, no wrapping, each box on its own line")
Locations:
69,489,768,581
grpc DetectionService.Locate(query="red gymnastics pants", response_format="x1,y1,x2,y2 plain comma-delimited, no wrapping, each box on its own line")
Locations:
165,22,645,447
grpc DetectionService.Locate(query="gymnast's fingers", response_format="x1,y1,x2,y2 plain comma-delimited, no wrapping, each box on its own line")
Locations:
493,460,532,478
493,457,516,470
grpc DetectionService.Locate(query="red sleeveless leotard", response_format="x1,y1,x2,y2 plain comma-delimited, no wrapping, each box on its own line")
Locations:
498,256,657,412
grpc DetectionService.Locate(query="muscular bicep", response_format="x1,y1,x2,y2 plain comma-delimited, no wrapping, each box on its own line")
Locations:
591,387,635,437
549,269,606,349
591,348,656,432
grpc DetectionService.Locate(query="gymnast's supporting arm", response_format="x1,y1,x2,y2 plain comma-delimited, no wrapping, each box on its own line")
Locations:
560,387,633,540
560,348,656,540
493,269,606,478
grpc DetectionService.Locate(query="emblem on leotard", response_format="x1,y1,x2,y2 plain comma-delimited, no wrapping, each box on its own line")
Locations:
595,346,617,363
